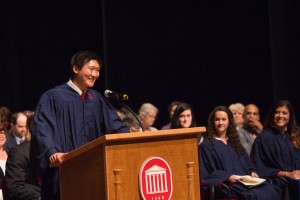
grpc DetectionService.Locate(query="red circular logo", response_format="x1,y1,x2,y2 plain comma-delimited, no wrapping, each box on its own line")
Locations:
139,156,173,200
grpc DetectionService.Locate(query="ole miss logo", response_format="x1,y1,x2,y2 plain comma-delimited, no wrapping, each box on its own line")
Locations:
139,157,173,200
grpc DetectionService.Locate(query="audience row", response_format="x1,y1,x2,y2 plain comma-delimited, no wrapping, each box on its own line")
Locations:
0,98,299,199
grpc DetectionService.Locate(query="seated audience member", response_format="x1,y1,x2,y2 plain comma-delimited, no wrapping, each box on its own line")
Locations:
229,102,245,129
161,101,182,130
171,102,197,129
243,104,263,139
236,127,254,156
199,106,282,200
5,112,28,151
229,103,253,155
122,111,142,132
251,100,300,199
138,103,158,131
170,102,202,143
5,112,41,200
0,106,12,131
0,125,8,200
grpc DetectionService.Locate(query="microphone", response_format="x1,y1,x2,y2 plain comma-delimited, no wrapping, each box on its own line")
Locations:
104,90,129,101
104,89,144,131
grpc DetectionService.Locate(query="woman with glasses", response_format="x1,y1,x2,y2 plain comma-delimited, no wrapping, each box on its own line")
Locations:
138,103,158,131
0,125,8,200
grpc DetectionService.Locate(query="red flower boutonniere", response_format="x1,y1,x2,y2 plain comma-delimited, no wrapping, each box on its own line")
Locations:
87,93,92,100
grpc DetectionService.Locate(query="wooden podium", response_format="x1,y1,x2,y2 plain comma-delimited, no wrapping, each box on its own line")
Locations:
59,127,206,200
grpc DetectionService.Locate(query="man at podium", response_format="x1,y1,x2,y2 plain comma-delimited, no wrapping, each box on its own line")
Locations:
32,51,130,200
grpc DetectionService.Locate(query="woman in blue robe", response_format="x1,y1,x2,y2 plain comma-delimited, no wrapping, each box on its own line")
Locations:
32,51,130,200
251,100,300,199
199,106,282,200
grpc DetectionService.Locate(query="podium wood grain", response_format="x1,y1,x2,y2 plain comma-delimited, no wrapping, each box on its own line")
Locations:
59,127,206,200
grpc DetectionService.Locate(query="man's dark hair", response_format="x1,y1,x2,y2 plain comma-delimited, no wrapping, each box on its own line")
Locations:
70,51,103,78
11,112,24,125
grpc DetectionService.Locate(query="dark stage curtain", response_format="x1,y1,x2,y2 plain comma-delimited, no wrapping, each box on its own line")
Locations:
1,0,299,126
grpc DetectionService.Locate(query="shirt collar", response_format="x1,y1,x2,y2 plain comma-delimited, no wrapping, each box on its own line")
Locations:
13,134,25,144
215,136,228,141
67,79,85,95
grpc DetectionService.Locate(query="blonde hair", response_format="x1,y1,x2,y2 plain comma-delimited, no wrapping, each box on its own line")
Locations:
139,103,158,116
229,103,245,113
26,112,34,142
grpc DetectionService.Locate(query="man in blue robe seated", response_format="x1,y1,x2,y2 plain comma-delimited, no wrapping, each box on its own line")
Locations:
32,51,130,200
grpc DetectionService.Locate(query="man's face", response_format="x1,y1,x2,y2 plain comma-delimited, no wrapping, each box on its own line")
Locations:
244,105,260,122
12,115,27,138
73,60,100,90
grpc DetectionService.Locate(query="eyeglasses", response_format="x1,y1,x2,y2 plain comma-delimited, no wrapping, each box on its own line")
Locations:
0,131,6,136
0,127,6,134
146,114,157,120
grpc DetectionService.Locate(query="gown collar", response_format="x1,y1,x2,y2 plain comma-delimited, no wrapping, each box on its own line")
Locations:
67,79,84,96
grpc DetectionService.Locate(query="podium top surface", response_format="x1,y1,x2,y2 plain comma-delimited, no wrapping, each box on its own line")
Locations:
104,126,206,141
61,126,206,164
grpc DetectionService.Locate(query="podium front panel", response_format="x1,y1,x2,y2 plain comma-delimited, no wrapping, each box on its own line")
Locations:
105,134,200,199
60,145,106,199
59,127,204,200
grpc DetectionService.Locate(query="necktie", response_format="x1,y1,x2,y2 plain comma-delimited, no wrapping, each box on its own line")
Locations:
81,92,85,101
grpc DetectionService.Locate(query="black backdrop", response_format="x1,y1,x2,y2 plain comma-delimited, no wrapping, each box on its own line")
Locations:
1,0,300,128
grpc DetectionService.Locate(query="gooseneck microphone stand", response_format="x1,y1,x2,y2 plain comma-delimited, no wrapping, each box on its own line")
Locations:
104,90,144,132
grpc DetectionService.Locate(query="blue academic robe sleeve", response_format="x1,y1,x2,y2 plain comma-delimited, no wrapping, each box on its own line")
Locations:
199,138,283,200
32,84,129,200
252,129,295,178
32,84,129,170
199,139,256,185
199,140,232,186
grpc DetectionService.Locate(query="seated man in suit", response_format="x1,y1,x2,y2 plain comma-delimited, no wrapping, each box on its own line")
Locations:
5,112,27,151
5,112,40,200
5,141,41,200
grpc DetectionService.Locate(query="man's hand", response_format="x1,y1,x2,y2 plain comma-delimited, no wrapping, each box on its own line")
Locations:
49,152,68,167
249,119,263,132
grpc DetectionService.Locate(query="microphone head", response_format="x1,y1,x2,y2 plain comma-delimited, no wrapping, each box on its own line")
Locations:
104,89,129,101
104,90,112,97
123,94,129,100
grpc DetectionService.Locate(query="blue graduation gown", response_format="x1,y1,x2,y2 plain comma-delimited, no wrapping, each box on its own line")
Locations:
199,138,282,200
252,128,300,198
251,128,296,177
32,83,130,200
